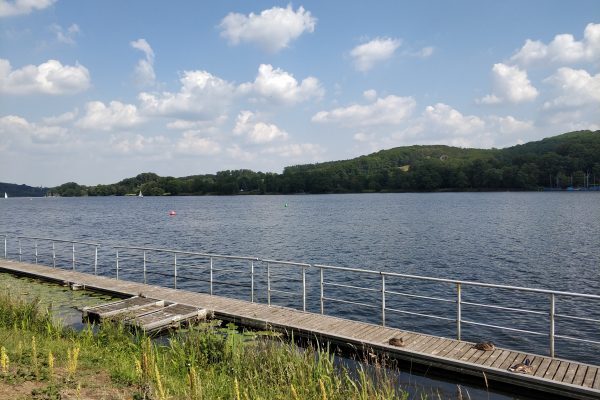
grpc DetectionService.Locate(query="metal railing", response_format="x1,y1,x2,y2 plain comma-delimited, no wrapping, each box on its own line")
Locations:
15,236,100,274
3,234,599,360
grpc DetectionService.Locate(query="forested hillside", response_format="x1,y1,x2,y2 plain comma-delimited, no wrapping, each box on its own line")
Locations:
0,182,48,197
51,130,600,196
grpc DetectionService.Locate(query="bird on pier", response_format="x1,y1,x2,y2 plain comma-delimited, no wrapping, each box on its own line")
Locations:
472,341,495,351
508,358,533,374
388,337,405,347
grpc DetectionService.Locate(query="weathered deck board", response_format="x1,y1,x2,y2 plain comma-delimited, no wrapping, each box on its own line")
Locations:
1,259,599,400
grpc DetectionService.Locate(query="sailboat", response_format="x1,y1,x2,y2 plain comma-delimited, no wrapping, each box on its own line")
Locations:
4,192,6,199
138,190,143,198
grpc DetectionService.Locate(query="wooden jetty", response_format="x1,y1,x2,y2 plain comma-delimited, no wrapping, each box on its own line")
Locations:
1,259,599,399
82,296,207,332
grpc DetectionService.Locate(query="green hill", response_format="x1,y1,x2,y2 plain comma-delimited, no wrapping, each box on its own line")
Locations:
0,182,48,197
51,130,600,196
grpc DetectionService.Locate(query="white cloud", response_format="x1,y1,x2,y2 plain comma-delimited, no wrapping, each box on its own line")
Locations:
130,38,155,87
350,37,401,72
353,132,375,142
76,101,142,131
312,95,416,126
50,23,80,45
166,116,227,131
219,5,316,53
0,0,55,17
239,64,323,105
487,115,534,134
233,110,288,144
543,67,600,109
423,103,485,135
42,110,78,125
227,144,256,162
363,89,377,101
0,114,67,147
415,46,434,58
139,70,236,119
479,63,538,104
0,58,90,95
175,132,221,155
109,134,169,155
511,23,600,66
261,143,324,158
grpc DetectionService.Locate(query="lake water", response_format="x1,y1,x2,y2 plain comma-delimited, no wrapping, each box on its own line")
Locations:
1,193,599,367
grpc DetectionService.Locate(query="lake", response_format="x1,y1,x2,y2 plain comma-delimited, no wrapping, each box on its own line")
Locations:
1,192,599,366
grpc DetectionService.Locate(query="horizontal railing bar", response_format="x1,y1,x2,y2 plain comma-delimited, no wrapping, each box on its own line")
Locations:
269,288,299,297
461,301,547,316
461,319,547,337
261,259,311,268
385,289,454,304
555,313,600,324
17,236,99,246
384,307,454,322
554,334,600,345
323,281,379,292
113,245,258,261
314,264,600,300
322,296,378,309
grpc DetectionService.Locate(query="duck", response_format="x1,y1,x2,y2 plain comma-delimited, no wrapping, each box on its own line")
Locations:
472,341,495,351
508,358,533,374
388,337,405,347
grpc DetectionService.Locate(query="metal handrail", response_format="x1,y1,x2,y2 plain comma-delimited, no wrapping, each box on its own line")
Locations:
16,235,100,274
4,235,600,360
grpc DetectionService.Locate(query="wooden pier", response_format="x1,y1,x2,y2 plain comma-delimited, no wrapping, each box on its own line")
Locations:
1,259,599,399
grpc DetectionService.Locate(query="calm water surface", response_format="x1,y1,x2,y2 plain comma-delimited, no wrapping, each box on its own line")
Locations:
1,193,599,368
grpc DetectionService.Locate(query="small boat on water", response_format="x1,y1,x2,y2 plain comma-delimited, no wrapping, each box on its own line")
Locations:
138,190,143,198
4,192,7,199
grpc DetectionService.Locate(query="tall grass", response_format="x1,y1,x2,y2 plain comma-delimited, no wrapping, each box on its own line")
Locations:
0,291,413,399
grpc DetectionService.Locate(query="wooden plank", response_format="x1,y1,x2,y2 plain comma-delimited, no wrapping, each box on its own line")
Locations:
543,359,561,380
593,367,600,389
554,361,570,382
481,349,505,367
532,356,552,378
411,336,439,352
422,338,451,355
436,340,463,358
562,363,580,384
572,365,588,386
431,341,457,356
499,352,523,370
582,367,597,388
444,342,471,359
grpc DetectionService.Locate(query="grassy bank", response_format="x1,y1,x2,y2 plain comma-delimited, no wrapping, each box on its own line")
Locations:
0,291,411,399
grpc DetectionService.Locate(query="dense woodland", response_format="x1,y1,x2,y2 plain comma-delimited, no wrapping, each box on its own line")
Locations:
20,130,600,196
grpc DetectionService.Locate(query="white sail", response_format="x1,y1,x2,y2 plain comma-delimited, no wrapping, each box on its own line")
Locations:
138,190,143,197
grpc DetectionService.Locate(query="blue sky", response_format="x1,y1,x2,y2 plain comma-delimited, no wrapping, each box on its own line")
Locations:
1,1,599,186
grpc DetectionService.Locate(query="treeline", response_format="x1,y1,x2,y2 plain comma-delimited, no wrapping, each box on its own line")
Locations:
0,182,47,197
52,130,600,196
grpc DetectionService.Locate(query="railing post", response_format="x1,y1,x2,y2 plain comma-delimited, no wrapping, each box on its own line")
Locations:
143,251,147,284
250,260,255,303
209,257,213,295
116,249,119,280
94,246,98,275
174,254,177,289
72,243,75,270
302,265,307,312
18,238,21,262
456,283,462,341
267,262,271,306
52,242,56,268
34,240,38,264
381,273,386,327
550,293,555,358
320,266,324,315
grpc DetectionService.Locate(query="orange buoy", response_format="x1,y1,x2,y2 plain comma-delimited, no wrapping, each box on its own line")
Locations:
168,210,176,216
